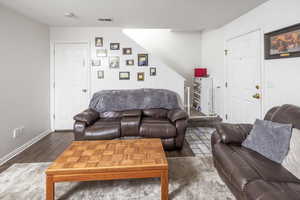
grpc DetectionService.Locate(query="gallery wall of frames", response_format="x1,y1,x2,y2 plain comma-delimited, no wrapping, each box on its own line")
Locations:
50,27,185,100
92,36,156,81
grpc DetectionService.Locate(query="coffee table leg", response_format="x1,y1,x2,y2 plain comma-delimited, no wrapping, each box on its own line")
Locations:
161,170,169,200
46,175,55,200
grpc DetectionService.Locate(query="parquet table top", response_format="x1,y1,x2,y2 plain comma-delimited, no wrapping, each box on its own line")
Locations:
46,139,168,175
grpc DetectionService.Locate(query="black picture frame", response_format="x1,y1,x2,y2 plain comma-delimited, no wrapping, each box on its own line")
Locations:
110,43,120,50
119,72,130,80
123,48,132,55
150,67,156,76
138,54,148,66
126,59,134,66
137,72,144,81
265,23,300,59
95,37,103,47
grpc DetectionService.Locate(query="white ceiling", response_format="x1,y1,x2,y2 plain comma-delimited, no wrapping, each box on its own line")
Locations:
0,0,269,30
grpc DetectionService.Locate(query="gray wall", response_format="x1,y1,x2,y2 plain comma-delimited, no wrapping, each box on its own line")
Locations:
0,4,50,161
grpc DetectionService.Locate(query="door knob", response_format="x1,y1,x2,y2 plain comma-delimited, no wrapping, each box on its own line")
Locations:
255,85,260,89
82,89,88,93
252,93,260,99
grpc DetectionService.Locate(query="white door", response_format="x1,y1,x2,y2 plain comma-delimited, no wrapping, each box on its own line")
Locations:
54,43,89,130
225,30,262,123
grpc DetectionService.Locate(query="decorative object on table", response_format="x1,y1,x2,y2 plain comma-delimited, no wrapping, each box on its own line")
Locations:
109,56,120,68
97,70,104,79
150,67,156,76
138,54,148,66
126,59,134,66
92,59,101,67
95,37,103,47
265,23,300,59
119,71,130,80
137,72,144,81
110,43,120,50
123,48,132,55
194,68,208,77
96,49,107,57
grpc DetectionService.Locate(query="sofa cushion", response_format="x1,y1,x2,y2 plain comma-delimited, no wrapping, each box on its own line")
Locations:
94,118,121,126
142,117,169,123
213,143,300,192
213,143,260,192
242,119,292,163
143,108,169,119
99,111,122,119
283,128,300,179
122,109,141,117
85,125,120,140
245,180,300,200
140,119,176,139
121,116,140,136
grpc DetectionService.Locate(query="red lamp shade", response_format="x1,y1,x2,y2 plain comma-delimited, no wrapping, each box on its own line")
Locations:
194,68,207,77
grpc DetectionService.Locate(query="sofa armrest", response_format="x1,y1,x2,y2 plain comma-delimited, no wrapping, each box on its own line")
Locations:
214,123,253,145
168,109,188,123
73,108,99,125
174,119,188,149
73,121,86,140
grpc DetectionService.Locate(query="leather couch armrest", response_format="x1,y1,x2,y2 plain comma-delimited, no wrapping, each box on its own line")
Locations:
73,121,86,141
214,123,253,145
174,119,188,149
73,108,99,126
168,109,188,123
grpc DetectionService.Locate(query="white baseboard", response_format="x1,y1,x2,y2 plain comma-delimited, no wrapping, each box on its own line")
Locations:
0,129,52,166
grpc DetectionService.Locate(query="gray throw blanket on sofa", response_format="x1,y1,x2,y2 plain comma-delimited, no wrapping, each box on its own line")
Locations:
89,88,181,113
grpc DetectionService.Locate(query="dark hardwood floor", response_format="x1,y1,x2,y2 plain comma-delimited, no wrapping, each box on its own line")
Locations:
0,131,194,174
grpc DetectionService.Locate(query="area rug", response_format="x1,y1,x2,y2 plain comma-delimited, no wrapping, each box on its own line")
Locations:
0,157,234,200
186,127,215,157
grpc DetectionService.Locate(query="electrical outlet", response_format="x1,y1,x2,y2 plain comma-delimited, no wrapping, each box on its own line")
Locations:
12,126,25,139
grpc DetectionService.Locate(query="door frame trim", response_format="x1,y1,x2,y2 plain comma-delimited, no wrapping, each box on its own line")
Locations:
224,29,264,122
50,41,91,131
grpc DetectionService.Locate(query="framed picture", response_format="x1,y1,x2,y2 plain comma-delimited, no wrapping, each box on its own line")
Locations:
150,67,156,76
123,48,132,55
92,59,101,66
119,72,130,80
96,49,107,57
265,23,300,59
97,70,104,79
126,59,134,66
137,72,145,81
110,43,120,50
138,54,148,66
95,37,103,47
109,56,120,68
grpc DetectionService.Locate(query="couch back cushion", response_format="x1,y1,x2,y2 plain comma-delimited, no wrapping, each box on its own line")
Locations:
271,104,300,129
143,108,169,119
100,111,123,119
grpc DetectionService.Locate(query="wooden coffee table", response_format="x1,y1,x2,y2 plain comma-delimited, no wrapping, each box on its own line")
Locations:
45,139,168,200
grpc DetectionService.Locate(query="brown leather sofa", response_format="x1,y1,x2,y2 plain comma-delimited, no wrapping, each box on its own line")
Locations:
212,104,300,200
73,108,188,150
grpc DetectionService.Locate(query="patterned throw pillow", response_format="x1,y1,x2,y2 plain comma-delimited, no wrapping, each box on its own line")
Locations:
242,119,292,163
282,128,300,179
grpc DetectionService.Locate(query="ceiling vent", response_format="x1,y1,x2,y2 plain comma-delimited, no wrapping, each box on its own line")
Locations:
64,12,76,18
97,18,113,22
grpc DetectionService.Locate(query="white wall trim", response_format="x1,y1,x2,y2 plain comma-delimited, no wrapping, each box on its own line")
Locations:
0,129,52,166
